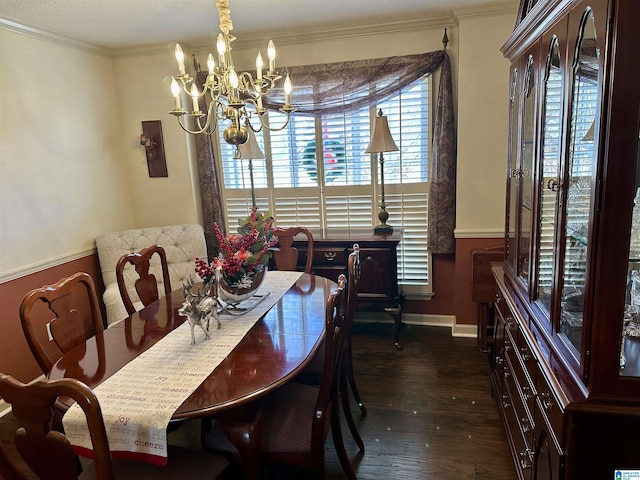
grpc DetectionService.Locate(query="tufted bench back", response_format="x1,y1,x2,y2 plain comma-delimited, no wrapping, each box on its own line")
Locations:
96,224,208,326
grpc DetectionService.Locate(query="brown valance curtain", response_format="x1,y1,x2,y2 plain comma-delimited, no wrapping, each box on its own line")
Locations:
195,51,456,256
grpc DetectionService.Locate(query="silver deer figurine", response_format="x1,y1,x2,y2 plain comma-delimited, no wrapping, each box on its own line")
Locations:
178,276,220,344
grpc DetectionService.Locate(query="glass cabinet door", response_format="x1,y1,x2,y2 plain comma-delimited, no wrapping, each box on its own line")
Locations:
506,68,520,271
559,9,600,357
536,36,564,318
518,56,536,283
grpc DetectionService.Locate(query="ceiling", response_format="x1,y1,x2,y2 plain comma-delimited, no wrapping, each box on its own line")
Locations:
0,0,514,50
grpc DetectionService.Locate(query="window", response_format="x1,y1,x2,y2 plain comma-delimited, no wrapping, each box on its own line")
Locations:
217,77,432,294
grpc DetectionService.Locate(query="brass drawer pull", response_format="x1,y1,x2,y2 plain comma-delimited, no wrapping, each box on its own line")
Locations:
324,252,337,261
520,449,533,469
541,391,554,410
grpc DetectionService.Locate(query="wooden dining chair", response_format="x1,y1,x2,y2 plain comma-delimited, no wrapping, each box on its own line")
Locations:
0,373,229,480
201,277,353,480
339,244,366,452
273,226,314,273
115,244,172,316
20,272,105,375
257,275,356,480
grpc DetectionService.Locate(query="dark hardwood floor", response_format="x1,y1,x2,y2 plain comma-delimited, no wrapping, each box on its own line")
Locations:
0,324,515,479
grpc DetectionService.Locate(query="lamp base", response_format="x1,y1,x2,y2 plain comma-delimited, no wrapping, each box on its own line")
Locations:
374,224,394,234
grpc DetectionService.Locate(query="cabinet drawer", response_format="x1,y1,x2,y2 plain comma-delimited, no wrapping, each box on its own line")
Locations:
534,363,564,447
503,366,535,476
495,293,508,321
505,333,537,416
312,247,348,266
504,352,535,447
513,326,537,385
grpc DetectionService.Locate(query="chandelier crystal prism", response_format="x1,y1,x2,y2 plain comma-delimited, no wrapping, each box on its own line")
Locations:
168,0,295,145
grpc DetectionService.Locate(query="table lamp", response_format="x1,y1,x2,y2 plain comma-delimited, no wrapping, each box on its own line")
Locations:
365,109,399,233
235,127,265,207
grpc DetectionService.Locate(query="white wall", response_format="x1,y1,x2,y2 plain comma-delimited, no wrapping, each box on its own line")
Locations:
0,28,134,279
113,50,203,228
455,11,515,237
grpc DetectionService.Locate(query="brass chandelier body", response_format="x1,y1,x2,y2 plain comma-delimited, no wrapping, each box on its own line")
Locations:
169,0,294,145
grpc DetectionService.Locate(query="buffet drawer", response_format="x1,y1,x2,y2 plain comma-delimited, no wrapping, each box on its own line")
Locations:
504,351,535,449
535,363,564,447
503,366,534,478
310,247,348,266
505,331,537,417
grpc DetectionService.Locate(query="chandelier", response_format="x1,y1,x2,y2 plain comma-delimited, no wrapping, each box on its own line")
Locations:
168,0,294,146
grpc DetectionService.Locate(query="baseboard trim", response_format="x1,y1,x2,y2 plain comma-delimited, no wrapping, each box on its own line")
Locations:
355,312,477,338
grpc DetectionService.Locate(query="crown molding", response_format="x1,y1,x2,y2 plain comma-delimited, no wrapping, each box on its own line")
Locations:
0,17,113,57
114,16,458,59
453,1,519,20
2,5,514,60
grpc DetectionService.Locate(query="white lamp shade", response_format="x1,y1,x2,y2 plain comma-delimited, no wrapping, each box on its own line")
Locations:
365,113,399,154
235,128,265,160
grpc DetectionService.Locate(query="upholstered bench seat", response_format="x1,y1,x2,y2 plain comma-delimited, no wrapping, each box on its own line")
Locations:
96,224,208,326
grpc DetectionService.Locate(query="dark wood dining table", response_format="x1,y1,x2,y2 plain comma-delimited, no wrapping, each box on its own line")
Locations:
48,273,334,465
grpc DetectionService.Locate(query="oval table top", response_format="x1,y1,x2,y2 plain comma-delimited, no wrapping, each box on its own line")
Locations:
49,273,334,419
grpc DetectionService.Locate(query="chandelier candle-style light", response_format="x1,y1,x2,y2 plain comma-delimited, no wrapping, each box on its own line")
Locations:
169,0,294,145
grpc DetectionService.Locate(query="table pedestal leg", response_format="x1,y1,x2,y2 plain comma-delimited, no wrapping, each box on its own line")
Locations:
217,407,263,480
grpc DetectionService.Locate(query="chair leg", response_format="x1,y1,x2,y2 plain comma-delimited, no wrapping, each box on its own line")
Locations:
331,389,357,480
340,364,365,452
346,341,367,416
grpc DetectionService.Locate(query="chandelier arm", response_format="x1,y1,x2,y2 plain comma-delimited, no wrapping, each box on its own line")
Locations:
175,102,220,136
177,116,210,136
256,110,293,132
237,72,256,93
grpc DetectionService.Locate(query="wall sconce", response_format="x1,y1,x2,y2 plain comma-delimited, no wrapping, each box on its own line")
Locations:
365,109,399,233
140,133,154,149
140,120,168,177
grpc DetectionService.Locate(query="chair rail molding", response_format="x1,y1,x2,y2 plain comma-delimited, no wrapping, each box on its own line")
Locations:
0,247,97,285
454,228,505,239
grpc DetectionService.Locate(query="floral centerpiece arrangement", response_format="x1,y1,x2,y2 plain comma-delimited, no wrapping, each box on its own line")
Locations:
195,206,277,296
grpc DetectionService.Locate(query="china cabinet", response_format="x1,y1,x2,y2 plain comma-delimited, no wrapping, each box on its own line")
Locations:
492,0,640,478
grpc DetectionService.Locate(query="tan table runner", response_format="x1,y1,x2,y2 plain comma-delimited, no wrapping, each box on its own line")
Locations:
62,271,302,464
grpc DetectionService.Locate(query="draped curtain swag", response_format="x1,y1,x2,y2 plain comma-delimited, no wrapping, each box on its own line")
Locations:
194,51,456,257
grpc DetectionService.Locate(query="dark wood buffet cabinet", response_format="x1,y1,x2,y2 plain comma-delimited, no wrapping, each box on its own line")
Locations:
293,230,403,348
491,0,640,478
